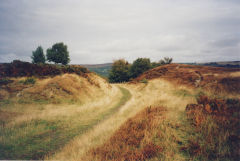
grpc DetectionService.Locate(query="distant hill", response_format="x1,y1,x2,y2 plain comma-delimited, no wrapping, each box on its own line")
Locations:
183,61,240,68
81,63,112,78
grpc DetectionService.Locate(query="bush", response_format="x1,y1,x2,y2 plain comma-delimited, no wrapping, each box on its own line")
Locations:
20,77,36,85
151,57,173,68
0,78,13,86
109,59,131,83
0,60,89,78
130,58,151,78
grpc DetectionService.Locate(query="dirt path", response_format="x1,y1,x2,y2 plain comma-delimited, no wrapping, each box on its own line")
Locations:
48,85,132,160
49,79,196,160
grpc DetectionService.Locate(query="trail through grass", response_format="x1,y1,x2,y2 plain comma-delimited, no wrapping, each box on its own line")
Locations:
0,87,131,160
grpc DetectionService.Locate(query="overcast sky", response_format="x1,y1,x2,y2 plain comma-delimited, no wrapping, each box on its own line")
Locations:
0,0,240,64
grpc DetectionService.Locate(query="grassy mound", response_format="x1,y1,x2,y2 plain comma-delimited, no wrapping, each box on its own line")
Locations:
134,64,240,94
0,73,111,104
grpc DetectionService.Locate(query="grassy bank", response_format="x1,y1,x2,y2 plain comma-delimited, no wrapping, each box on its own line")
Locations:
0,86,131,160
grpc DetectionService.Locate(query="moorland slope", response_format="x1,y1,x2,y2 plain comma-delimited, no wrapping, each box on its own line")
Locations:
0,63,239,160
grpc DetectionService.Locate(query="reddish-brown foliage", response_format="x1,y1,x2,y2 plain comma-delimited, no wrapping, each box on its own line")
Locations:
89,106,166,161
0,60,89,78
184,95,240,159
134,64,240,94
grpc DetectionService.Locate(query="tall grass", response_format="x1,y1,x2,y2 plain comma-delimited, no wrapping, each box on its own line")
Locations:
50,79,196,161
88,106,166,161
0,86,131,160
181,96,240,160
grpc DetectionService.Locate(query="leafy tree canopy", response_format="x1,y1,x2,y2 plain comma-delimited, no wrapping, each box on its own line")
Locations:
109,59,130,83
47,42,70,65
130,58,151,78
31,46,45,64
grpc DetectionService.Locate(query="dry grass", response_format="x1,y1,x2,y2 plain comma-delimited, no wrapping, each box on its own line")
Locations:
183,96,240,160
17,73,111,103
135,64,240,95
88,106,166,161
0,73,124,159
50,79,196,161
1,65,239,160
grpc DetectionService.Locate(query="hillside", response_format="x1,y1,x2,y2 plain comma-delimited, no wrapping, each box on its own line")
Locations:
81,63,112,78
135,63,240,94
0,63,239,160
0,63,130,159
190,61,240,68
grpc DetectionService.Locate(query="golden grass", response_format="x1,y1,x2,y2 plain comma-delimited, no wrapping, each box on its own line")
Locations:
17,73,111,103
0,73,124,159
2,71,238,160
50,78,196,161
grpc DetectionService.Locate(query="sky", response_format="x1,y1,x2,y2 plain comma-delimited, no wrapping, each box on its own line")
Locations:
0,0,240,64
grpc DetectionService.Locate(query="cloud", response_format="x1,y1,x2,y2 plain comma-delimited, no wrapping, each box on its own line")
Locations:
0,0,239,63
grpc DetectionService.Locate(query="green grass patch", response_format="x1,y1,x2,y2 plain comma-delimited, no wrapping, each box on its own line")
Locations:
0,87,132,160
19,77,36,85
0,99,12,107
173,89,193,97
140,78,148,84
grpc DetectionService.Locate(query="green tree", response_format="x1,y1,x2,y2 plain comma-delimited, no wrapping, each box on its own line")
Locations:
47,42,70,65
163,57,172,64
31,46,45,64
130,58,151,78
109,59,131,83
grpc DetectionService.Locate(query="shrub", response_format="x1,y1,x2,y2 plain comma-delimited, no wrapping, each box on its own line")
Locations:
184,96,240,160
0,60,89,78
20,77,36,85
108,59,131,83
0,78,13,86
130,58,151,78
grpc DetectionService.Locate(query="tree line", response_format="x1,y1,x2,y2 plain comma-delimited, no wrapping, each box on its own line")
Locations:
31,42,172,83
31,42,70,65
109,57,172,83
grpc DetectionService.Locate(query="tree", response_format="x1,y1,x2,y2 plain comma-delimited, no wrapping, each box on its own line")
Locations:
163,57,172,64
109,59,131,83
31,46,45,64
130,58,151,78
47,42,70,65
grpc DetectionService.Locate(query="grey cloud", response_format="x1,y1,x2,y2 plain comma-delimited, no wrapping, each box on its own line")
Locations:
211,37,240,48
0,0,239,64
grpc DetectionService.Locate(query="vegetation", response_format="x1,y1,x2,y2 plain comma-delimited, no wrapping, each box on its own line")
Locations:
0,60,89,78
0,78,13,86
47,42,70,65
151,57,173,68
87,66,112,78
31,46,46,64
108,59,131,83
0,80,131,160
130,58,152,78
0,58,239,161
19,77,36,85
108,57,173,83
90,106,166,160
183,95,240,160
140,78,148,84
